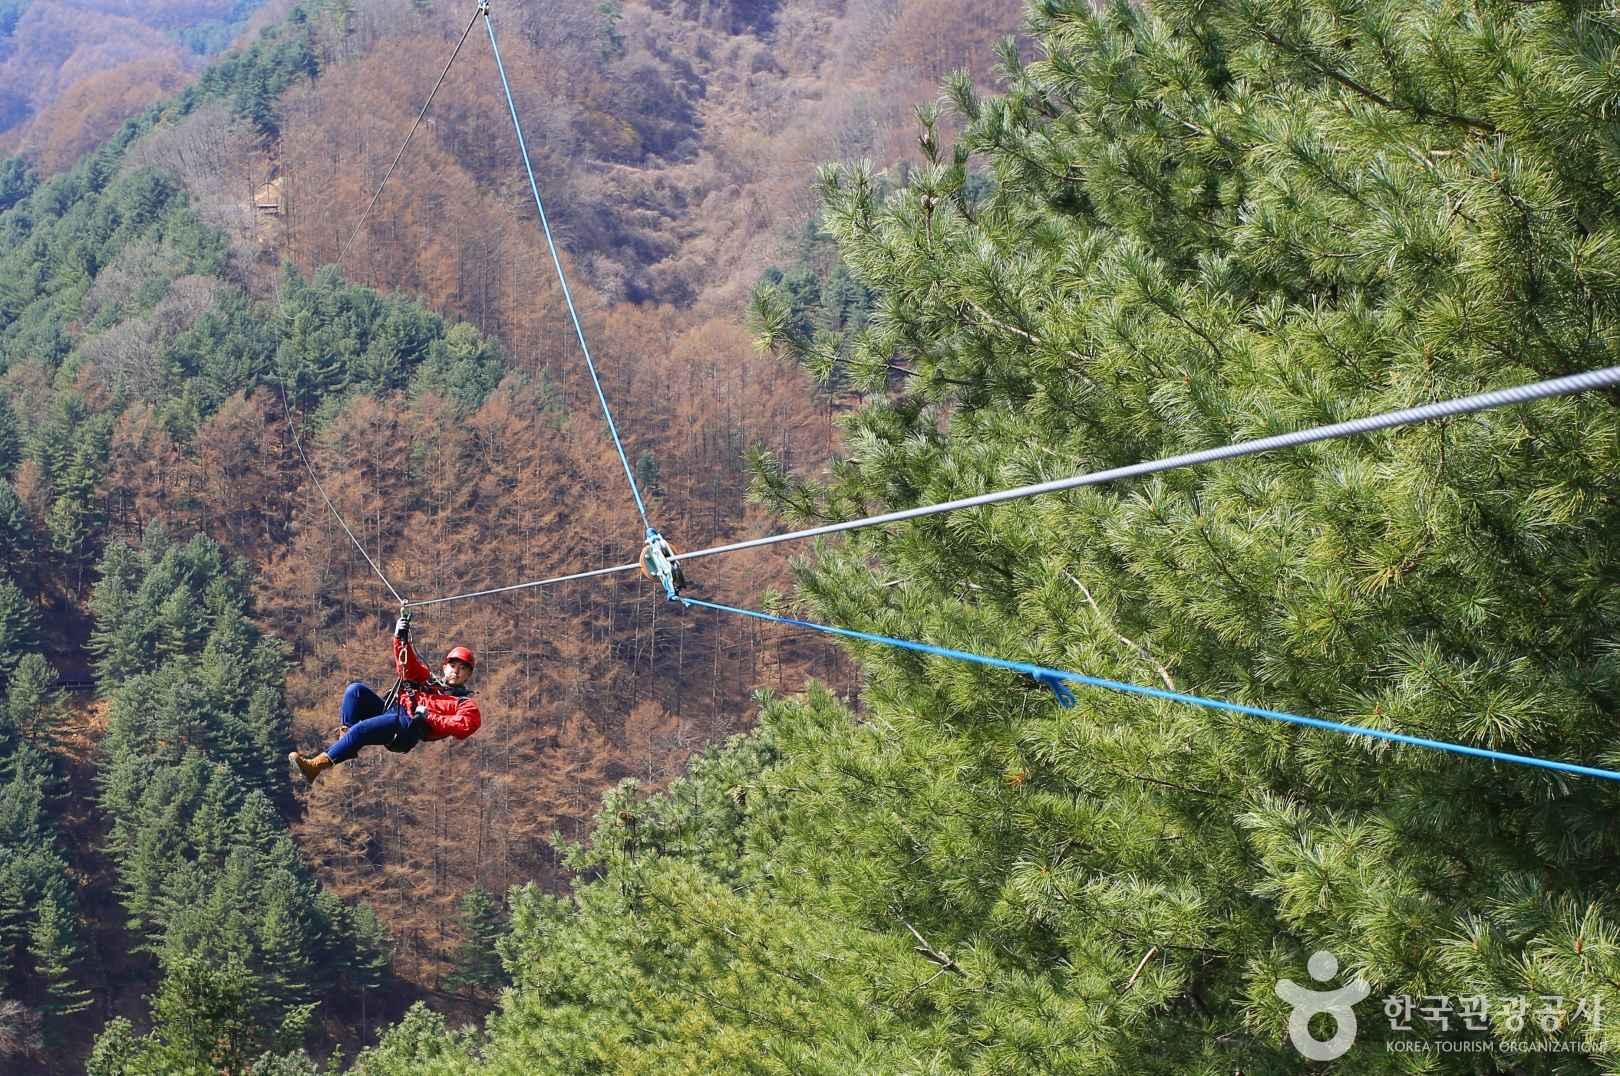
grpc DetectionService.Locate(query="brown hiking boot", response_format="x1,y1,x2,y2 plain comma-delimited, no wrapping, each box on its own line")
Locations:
289,751,329,785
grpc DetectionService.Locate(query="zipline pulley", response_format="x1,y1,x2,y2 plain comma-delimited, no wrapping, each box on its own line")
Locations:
640,529,688,600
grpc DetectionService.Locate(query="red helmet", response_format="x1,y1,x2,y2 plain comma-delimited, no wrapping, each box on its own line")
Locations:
444,646,476,669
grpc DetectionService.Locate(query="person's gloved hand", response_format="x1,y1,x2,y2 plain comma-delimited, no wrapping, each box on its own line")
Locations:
395,610,412,641
413,703,427,722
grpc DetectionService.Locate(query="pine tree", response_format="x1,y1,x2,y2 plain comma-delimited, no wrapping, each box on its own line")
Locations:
351,1003,476,1075
253,868,318,1008
0,157,34,214
27,892,91,1020
0,481,33,580
344,900,392,1000
0,580,37,680
4,654,63,751
87,539,144,682
0,400,17,481
86,1017,140,1076
375,1,1620,1071
595,0,625,62
145,954,261,1074
442,887,509,996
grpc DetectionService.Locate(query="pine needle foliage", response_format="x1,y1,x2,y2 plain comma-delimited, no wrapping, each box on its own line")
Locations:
88,527,390,1068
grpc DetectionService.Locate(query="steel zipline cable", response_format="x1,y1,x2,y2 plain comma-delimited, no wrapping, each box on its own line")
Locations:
483,4,654,534
334,4,485,271
276,375,408,607
404,365,1620,608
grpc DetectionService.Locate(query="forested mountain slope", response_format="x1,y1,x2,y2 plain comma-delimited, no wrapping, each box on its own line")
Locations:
0,0,1026,1070
0,0,267,171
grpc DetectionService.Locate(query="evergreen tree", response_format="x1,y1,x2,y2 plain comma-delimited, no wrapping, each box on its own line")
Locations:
0,482,33,577
27,892,91,1020
87,539,143,683
0,158,34,214
275,264,504,412
0,396,17,478
253,868,319,1007
351,1003,476,1075
371,2,1620,1071
442,887,509,996
595,0,625,62
165,286,278,412
43,404,111,581
87,526,373,1060
0,579,38,679
4,654,63,750
411,320,504,412
634,451,662,498
344,901,393,998
85,1017,141,1076
819,264,873,333
145,954,262,1073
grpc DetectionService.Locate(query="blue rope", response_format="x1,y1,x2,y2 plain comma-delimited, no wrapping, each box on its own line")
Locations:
482,7,652,533
678,596,1620,785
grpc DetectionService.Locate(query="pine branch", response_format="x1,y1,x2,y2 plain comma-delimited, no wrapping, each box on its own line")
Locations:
895,965,954,1008
1065,572,1177,691
1088,758,1230,801
983,130,1079,185
856,355,975,390
1138,287,1227,366
1121,946,1159,993
1251,27,1495,133
900,918,963,974
958,297,1098,383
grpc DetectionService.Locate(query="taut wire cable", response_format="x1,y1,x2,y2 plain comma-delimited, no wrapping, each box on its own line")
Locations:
334,3,484,270
678,597,1620,784
483,4,654,533
276,374,407,607
664,366,1620,568
404,365,1620,609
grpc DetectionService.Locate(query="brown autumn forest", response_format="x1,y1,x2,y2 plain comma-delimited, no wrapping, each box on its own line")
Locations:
0,0,259,170
3,0,1026,1063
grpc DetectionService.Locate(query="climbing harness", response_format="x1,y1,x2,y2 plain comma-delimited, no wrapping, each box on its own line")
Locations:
302,2,1620,785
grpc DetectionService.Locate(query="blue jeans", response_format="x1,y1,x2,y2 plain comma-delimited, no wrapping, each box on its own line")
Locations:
326,682,422,763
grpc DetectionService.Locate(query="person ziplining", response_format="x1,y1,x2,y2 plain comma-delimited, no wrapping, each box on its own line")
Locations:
289,612,482,784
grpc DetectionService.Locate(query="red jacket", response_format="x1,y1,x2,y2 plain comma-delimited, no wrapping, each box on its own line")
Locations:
393,638,482,742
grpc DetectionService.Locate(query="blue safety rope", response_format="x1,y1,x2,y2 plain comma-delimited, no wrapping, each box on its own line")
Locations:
677,596,1620,784
482,4,652,533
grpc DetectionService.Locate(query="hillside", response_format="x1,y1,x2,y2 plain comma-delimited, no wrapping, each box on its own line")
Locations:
9,0,1620,1074
0,0,267,171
